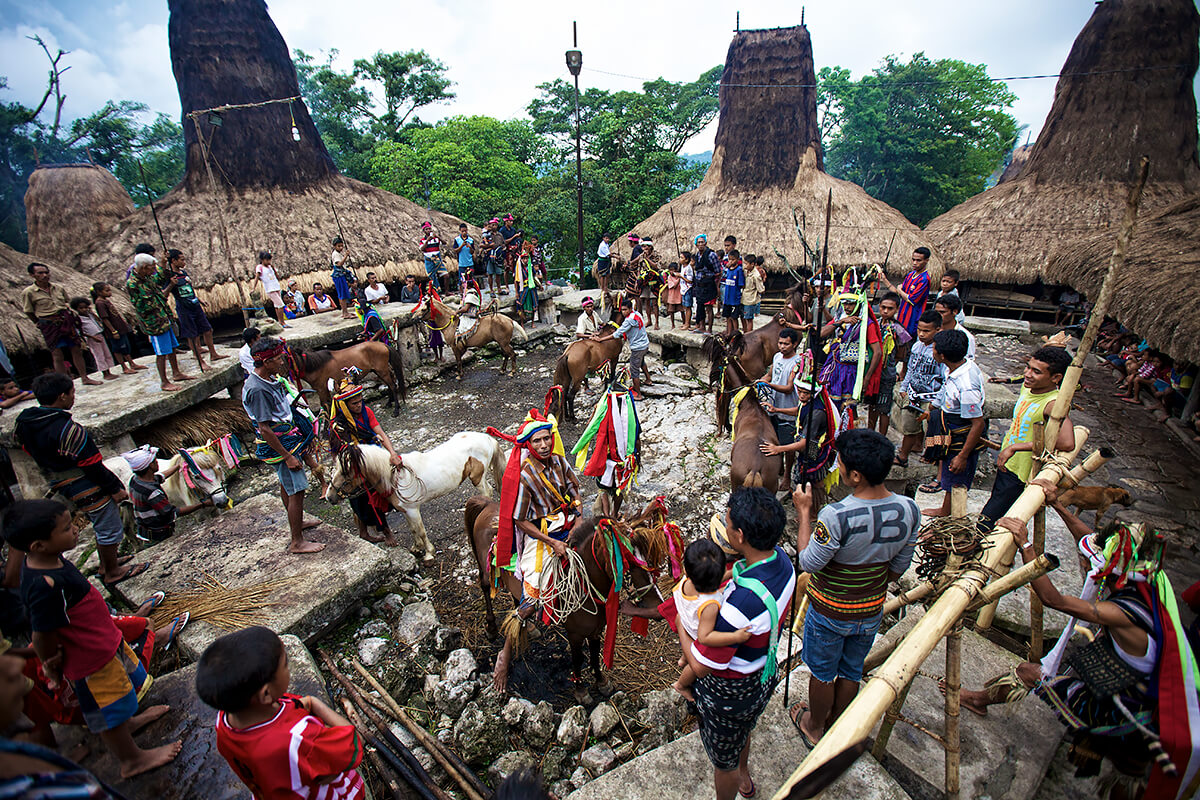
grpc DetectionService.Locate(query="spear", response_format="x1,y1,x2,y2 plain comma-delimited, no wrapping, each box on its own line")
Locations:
669,200,682,261
783,190,832,709
135,159,169,255
329,199,360,283
873,231,896,299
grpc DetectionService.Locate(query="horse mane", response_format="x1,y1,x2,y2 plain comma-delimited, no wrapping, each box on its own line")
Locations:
298,347,335,371
716,356,768,433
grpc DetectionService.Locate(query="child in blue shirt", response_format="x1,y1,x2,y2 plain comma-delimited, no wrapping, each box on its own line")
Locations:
721,251,745,336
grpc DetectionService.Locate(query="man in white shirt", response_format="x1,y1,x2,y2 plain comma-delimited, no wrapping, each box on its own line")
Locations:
576,296,600,338
934,294,975,360
596,234,613,296
238,327,260,376
363,272,390,304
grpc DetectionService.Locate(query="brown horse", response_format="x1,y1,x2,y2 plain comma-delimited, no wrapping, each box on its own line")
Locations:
702,284,809,387
549,303,627,422
422,296,528,378
715,354,782,493
286,341,407,415
463,495,670,704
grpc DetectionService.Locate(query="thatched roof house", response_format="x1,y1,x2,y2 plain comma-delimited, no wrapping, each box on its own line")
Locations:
625,26,940,275
1048,195,1200,362
925,0,1200,284
25,164,136,264
65,0,466,314
0,243,136,355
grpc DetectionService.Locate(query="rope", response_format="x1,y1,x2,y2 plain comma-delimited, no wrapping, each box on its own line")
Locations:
915,514,989,584
540,547,601,625
1039,450,1081,488
186,95,303,117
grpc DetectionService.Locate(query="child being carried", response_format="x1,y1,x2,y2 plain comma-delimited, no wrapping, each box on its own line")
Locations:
672,538,751,700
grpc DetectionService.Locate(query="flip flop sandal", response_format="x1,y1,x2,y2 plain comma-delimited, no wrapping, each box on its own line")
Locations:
739,777,757,798
789,702,818,750
893,456,909,467
102,561,149,589
918,479,942,494
163,612,190,650
140,591,166,612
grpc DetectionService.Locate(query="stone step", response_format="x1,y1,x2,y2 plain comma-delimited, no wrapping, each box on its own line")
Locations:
57,635,328,800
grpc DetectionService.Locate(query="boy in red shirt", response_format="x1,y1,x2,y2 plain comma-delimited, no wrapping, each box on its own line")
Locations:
197,626,365,800
4,498,181,778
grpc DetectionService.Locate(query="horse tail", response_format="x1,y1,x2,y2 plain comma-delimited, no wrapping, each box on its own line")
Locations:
386,345,407,403
510,318,529,343
743,470,765,488
552,353,571,418
715,389,731,434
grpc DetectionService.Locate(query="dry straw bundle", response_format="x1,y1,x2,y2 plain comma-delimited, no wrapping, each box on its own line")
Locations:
25,164,136,264
134,397,254,452
149,571,294,631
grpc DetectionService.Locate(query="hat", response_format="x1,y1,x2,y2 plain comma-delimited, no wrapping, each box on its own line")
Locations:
708,513,738,557
121,445,159,473
463,289,481,307
628,233,640,241
421,221,432,229
251,338,288,364
503,214,515,222
640,239,654,247
333,380,364,403
581,296,595,308
489,217,500,225
133,253,158,267
694,234,707,244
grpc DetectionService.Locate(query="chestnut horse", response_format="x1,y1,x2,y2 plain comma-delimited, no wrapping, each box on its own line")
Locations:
549,302,627,422
463,496,669,705
715,353,782,493
702,284,809,387
286,342,407,415
421,296,528,379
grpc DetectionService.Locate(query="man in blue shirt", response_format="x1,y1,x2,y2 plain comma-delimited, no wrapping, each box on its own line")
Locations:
592,295,651,400
453,223,474,291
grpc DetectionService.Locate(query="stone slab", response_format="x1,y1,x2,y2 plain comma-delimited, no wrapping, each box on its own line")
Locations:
567,672,911,800
114,492,397,662
965,316,1031,336
59,635,327,800
872,628,1063,800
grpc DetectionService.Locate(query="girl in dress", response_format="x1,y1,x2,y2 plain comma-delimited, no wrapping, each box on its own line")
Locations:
69,296,119,381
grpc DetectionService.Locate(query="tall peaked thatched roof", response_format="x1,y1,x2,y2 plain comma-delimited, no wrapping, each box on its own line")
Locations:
1048,195,1200,363
67,0,467,314
626,26,939,275
25,164,136,264
0,243,136,356
926,0,1200,284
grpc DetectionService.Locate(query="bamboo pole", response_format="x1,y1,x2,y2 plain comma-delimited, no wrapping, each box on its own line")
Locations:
350,660,488,800
769,443,1111,800
870,682,911,760
944,623,962,799
1041,156,1149,455
883,581,935,616
1029,422,1047,660
340,697,408,800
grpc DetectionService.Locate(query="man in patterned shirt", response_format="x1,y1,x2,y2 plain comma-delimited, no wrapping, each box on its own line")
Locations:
126,253,194,392
923,329,986,517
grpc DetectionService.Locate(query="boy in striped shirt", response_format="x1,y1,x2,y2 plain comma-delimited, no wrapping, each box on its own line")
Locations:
198,627,364,800
791,429,920,747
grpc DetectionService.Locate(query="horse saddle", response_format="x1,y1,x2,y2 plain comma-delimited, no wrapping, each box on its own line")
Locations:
456,316,480,340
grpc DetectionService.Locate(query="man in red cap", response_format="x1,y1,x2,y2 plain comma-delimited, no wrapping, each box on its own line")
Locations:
488,411,582,692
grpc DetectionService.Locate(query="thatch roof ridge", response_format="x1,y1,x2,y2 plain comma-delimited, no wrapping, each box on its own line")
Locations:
0,243,137,356
25,163,136,265
1047,194,1200,363
925,0,1200,284
66,175,470,315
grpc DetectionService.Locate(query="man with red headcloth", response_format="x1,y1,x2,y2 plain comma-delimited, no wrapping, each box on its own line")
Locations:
488,411,582,692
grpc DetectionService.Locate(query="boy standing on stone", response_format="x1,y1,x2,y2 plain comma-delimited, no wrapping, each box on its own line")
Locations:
197,626,364,799
892,310,945,467
4,499,181,778
790,430,920,747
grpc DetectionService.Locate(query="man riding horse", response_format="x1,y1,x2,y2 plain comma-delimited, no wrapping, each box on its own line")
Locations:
488,410,582,691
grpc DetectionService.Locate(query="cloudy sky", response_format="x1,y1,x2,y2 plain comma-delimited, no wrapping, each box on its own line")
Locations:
0,1,1173,154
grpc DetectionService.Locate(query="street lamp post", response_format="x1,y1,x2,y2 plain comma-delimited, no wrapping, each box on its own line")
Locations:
566,24,584,284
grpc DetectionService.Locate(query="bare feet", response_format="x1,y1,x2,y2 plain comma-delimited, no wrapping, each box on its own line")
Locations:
120,740,182,778
210,353,230,360
922,507,949,517
199,363,212,373
360,531,386,544
82,378,103,386
288,540,326,554
103,373,120,380
122,368,137,375
172,373,196,381
161,383,182,392
672,681,695,701
130,704,170,734
301,517,322,530
382,534,400,548
132,363,149,371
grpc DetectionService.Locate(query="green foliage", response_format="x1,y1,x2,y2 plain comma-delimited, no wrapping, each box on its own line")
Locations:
353,50,455,137
818,54,1019,226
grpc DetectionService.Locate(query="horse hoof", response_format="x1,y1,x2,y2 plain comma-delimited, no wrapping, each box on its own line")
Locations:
595,678,617,698
573,688,594,707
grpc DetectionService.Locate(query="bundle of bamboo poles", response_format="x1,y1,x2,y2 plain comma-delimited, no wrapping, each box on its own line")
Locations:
317,651,490,800
770,157,1150,800
148,572,294,631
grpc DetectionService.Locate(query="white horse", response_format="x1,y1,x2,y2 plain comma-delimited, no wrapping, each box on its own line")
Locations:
104,443,234,537
323,431,505,562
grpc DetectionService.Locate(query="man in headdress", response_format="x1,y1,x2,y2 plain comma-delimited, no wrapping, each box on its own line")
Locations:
958,488,1200,800
241,337,325,554
329,379,402,547
488,411,582,692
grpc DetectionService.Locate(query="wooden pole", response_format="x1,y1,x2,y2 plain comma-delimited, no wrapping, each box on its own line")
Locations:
1041,156,1149,454
870,682,911,760
1028,422,1047,660
883,581,935,616
340,698,408,800
966,553,1059,611
945,622,962,800
769,442,1111,800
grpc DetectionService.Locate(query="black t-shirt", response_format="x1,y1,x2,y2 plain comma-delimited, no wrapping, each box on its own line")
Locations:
21,560,92,632
499,226,521,248
169,268,201,307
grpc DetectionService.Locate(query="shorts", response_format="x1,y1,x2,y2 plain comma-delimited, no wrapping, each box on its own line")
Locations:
694,670,776,771
149,329,180,356
978,467,1024,533
487,259,504,277
275,461,309,496
802,606,882,683
892,395,929,437
742,303,759,319
90,500,126,547
176,303,211,339
629,348,648,376
939,446,980,490
771,416,796,446
721,303,742,318
71,640,152,733
597,257,612,277
331,275,352,300
682,289,693,307
872,367,898,414
106,333,131,355
1153,379,1171,393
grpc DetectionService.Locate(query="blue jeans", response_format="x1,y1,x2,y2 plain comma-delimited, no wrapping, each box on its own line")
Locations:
275,462,309,496
802,606,882,683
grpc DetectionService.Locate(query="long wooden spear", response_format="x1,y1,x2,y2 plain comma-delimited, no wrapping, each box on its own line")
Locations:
135,159,169,255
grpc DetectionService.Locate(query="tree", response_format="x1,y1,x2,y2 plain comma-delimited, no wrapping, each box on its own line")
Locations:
353,50,455,138
294,48,374,179
818,54,1019,226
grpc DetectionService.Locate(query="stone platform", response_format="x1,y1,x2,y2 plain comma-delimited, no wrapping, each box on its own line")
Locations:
110,492,404,662
59,634,328,800
567,665,912,800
